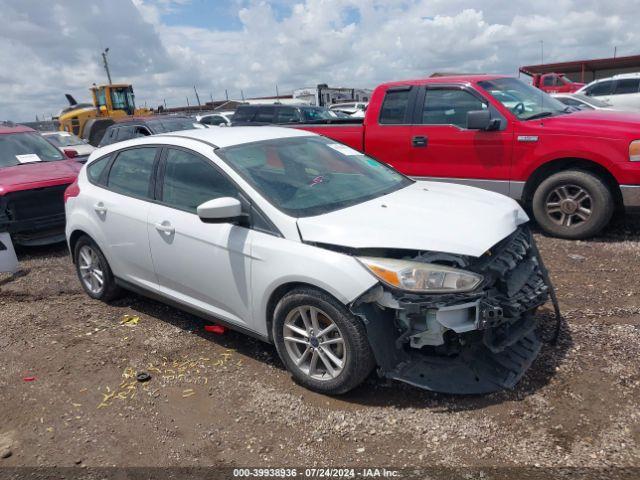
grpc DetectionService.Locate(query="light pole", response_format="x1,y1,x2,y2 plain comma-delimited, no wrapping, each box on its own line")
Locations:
102,48,113,85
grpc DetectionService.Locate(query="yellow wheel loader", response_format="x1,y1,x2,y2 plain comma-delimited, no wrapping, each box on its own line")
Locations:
58,84,152,146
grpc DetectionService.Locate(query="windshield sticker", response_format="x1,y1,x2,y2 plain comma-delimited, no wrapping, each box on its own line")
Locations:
15,154,42,163
327,143,363,156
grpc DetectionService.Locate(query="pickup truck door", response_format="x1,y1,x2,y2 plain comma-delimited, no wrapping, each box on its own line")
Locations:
362,85,418,173
407,85,514,196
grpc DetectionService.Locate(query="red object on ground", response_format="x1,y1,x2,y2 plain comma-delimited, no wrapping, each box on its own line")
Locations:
23,376,36,382
204,324,226,335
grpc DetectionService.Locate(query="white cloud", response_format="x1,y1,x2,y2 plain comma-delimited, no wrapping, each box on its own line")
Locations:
0,0,639,121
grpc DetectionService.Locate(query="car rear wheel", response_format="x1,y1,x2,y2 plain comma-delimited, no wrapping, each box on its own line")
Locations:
532,170,614,239
74,236,121,301
273,288,375,395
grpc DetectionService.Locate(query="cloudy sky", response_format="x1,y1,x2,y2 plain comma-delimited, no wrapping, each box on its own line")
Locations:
0,0,638,121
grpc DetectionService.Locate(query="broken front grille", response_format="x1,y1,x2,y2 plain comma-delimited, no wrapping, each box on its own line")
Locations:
4,184,68,222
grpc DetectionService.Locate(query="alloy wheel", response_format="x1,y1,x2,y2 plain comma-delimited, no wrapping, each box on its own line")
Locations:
545,184,592,228
283,306,346,381
78,245,105,295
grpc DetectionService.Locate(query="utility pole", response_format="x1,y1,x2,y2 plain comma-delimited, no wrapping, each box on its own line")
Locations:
193,85,201,107
241,89,245,101
210,92,213,104
163,98,167,109
539,40,544,65
102,48,113,85
275,84,279,97
186,96,190,107
614,46,617,58
225,89,229,101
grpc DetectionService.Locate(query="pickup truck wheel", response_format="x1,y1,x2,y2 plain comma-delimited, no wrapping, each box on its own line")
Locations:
73,236,121,301
273,288,375,395
532,170,613,239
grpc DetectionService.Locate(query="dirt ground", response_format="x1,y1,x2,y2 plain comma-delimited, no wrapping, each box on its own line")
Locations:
1,217,639,477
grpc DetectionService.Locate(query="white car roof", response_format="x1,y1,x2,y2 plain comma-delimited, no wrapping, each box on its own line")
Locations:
157,125,316,148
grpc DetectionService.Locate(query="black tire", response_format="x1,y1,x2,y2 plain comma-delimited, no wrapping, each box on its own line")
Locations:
73,235,122,301
272,287,375,395
532,169,614,239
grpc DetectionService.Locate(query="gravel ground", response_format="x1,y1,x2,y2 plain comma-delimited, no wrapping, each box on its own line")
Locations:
0,218,639,477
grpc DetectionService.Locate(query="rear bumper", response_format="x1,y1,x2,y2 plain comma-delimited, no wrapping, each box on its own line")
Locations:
620,185,640,210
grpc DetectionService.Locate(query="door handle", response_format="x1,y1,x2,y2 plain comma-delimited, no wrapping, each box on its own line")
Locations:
412,136,428,148
154,222,175,234
94,202,107,214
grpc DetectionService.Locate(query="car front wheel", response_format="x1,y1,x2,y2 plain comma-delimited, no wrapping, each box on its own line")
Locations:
532,169,614,239
273,288,375,395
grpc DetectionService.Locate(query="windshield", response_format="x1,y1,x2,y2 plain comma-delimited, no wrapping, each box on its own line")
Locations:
111,87,135,115
44,132,85,147
218,136,413,217
0,132,65,168
148,118,200,133
478,78,568,120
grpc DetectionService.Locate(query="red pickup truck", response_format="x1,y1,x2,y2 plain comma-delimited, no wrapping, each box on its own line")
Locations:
298,75,640,239
530,73,585,94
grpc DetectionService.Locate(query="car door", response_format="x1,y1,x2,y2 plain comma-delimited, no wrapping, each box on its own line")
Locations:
363,85,417,172
408,86,513,193
94,146,159,287
147,146,253,327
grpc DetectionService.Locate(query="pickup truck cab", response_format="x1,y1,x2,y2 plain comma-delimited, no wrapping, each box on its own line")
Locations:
298,75,640,239
531,73,584,94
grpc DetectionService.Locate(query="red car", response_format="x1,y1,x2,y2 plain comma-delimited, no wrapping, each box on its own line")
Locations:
297,75,640,239
0,124,82,246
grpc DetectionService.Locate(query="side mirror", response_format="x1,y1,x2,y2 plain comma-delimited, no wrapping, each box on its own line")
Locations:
467,110,499,131
197,197,243,224
63,148,78,158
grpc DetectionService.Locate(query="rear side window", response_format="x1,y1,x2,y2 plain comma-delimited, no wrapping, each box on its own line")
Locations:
86,156,110,184
613,78,640,95
233,106,258,122
107,148,157,198
161,148,237,213
275,107,300,123
585,81,613,96
542,76,555,86
379,88,411,124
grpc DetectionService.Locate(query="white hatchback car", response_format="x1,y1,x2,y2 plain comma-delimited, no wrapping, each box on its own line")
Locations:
65,127,551,395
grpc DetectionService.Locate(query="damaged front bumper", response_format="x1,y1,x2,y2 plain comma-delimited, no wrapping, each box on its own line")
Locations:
352,226,550,394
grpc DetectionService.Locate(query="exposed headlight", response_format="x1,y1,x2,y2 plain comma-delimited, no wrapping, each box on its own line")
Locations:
630,140,640,162
357,257,483,294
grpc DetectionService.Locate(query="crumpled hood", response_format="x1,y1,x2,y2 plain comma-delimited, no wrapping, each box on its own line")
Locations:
297,181,529,257
0,160,81,195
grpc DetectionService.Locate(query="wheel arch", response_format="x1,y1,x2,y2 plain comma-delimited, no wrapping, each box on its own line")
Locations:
68,229,91,263
522,158,623,211
265,281,350,343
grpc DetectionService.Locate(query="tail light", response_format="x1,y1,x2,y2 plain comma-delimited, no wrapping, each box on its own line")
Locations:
64,180,80,203
63,148,78,159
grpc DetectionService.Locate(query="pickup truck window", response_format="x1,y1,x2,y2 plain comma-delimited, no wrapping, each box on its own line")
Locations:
379,88,411,124
218,136,412,217
421,89,487,127
478,77,567,120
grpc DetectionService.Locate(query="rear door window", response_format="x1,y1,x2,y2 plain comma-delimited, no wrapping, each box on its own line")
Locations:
613,78,640,95
161,148,238,213
87,156,110,184
107,147,157,199
379,88,412,124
